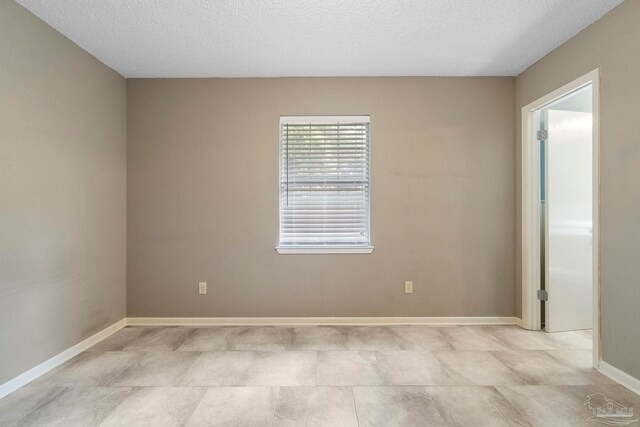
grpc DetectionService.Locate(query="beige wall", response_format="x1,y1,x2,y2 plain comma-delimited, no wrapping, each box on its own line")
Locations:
0,1,126,384
515,1,640,378
127,77,516,318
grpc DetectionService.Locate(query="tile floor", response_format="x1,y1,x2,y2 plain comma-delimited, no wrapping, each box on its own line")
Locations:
1,325,639,426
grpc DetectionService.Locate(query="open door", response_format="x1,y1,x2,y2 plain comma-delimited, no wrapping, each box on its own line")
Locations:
544,109,593,332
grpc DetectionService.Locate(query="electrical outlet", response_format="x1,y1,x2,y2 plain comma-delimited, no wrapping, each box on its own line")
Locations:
404,281,413,294
198,282,207,294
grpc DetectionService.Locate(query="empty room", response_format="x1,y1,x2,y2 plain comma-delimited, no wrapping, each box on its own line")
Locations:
1,0,640,425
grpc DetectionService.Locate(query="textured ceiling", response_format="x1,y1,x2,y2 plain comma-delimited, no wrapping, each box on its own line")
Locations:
16,0,622,78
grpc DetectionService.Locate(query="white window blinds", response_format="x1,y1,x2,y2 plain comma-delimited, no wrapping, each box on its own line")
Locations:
279,116,371,250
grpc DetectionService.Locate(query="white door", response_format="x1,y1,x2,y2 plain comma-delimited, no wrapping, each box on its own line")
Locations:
545,109,593,333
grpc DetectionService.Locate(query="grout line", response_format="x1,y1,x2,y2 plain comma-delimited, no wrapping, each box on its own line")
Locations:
487,350,534,385
351,387,361,426
10,386,68,426
97,386,143,424
172,328,200,351
429,386,450,424
268,386,282,427
103,353,145,387
181,387,209,426
492,385,533,425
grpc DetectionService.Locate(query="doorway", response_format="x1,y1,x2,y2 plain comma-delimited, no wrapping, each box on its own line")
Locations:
521,70,600,368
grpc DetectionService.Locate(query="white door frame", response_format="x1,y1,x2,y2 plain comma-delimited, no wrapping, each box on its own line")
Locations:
520,69,600,368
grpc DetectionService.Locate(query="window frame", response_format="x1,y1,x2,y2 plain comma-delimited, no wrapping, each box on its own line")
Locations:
276,115,374,255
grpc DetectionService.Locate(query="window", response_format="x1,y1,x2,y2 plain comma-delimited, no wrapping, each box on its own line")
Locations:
277,116,373,254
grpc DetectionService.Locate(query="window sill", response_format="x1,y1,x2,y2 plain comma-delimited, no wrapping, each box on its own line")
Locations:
275,246,374,255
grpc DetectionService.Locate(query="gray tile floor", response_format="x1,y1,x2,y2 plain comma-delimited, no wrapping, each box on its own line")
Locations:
1,325,639,426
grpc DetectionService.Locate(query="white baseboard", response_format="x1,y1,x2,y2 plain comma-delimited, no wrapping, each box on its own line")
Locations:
598,361,640,396
0,318,126,400
125,316,518,327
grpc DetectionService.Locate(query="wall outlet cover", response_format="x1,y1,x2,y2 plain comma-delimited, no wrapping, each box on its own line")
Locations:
404,281,413,294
